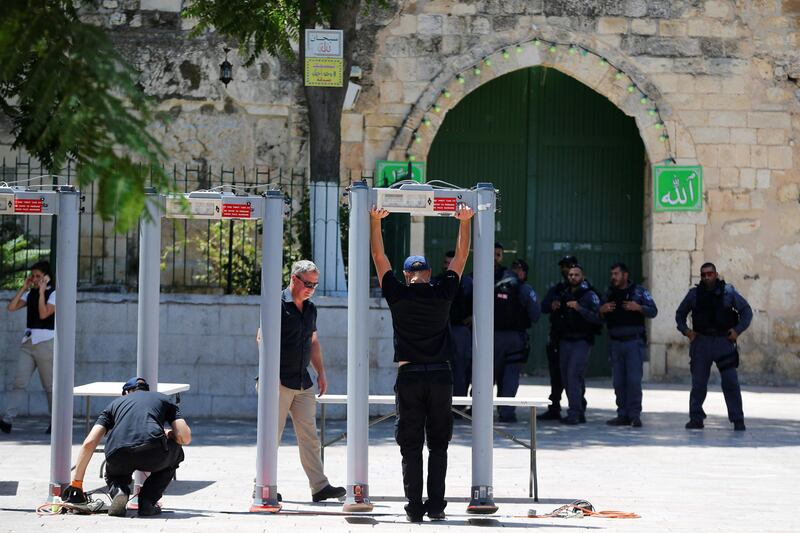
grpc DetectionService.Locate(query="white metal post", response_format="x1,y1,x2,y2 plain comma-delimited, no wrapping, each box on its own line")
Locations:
133,192,162,500
342,181,373,512
251,190,284,512
467,183,498,514
137,192,162,387
48,188,79,500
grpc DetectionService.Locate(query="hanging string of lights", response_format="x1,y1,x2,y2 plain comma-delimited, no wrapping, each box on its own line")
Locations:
404,37,676,165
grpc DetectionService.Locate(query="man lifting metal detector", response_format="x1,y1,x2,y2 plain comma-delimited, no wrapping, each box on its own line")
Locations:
343,180,499,515
0,184,80,504
135,188,286,513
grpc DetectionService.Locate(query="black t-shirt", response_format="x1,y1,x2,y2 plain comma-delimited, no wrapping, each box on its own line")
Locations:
96,391,182,459
381,270,459,363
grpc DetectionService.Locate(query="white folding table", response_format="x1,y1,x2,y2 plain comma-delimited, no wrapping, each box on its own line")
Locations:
317,394,549,501
73,382,191,435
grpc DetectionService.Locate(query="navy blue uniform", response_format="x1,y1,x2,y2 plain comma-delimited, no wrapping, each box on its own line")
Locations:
541,281,572,412
553,282,601,422
676,281,752,424
493,276,540,421
601,283,658,421
433,271,473,398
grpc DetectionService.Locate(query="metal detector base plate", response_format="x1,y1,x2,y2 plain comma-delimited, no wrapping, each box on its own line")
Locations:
342,501,374,513
467,503,499,514
249,503,282,513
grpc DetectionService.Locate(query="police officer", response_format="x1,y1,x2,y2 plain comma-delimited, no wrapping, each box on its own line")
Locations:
599,262,658,428
370,204,474,522
493,259,540,422
554,265,601,425
676,262,752,431
494,242,508,281
434,251,473,400
539,255,581,421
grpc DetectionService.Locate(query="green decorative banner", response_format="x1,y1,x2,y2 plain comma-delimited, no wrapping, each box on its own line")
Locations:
375,160,426,187
653,165,703,212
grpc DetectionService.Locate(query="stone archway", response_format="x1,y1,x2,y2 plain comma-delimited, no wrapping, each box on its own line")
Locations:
382,31,702,378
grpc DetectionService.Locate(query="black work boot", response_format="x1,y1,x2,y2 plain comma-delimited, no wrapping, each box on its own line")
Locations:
606,416,631,426
536,406,562,421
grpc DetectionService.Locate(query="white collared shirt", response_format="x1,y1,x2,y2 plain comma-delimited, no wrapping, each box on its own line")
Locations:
20,288,56,345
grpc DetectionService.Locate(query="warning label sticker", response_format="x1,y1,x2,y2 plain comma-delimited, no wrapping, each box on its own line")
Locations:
222,202,253,219
14,198,44,213
432,197,457,212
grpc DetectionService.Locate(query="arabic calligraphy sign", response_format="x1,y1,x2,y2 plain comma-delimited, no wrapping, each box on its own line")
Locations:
653,165,703,212
305,29,344,87
305,29,343,58
375,160,426,187
304,57,343,87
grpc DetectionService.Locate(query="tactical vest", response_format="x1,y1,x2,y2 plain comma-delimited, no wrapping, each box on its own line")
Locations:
555,285,602,339
449,282,472,326
605,284,646,330
26,287,55,330
692,281,739,335
494,274,531,331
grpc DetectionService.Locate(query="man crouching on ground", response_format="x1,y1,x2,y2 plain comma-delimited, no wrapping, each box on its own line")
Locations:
62,377,191,517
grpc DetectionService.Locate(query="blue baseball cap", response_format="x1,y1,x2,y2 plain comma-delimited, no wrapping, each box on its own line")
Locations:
403,255,431,272
122,377,149,394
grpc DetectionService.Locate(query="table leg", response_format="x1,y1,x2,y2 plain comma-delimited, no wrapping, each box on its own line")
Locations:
531,406,538,502
320,403,326,465
85,397,91,435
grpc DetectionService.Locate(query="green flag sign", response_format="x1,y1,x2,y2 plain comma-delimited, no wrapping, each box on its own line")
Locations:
653,165,703,212
375,160,426,187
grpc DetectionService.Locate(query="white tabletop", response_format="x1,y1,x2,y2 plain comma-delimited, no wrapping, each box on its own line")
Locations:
317,394,548,407
73,382,190,397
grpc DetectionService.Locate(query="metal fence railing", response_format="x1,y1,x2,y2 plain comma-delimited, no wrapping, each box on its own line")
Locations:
1,157,366,295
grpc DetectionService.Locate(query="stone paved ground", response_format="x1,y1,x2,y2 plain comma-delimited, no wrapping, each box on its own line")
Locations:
1,377,798,532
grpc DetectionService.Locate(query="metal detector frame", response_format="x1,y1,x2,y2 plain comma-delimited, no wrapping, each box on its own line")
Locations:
136,189,285,512
344,181,498,514
0,185,80,502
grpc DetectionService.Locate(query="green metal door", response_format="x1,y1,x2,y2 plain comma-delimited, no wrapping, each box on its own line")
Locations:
427,67,645,377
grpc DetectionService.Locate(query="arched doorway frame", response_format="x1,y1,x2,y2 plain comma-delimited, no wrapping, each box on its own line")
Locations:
382,30,702,377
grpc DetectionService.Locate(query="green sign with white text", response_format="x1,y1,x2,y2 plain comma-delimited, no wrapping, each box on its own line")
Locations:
653,165,703,212
375,160,426,187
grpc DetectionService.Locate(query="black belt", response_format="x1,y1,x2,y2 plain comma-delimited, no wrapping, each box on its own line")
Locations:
695,330,730,337
609,334,644,342
398,362,451,373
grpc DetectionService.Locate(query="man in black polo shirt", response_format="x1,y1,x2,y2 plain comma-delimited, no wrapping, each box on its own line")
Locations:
369,204,474,522
63,377,191,517
257,259,345,503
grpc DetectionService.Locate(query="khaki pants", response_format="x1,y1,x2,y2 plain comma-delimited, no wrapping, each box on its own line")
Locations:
278,385,329,493
3,339,54,422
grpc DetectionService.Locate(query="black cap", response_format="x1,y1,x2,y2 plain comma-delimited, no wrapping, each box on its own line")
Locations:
511,258,529,274
558,255,578,267
495,241,504,250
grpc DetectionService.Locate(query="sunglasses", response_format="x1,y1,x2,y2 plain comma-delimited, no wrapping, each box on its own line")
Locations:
295,275,319,289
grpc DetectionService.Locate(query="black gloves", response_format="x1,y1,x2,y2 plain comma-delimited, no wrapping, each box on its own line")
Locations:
62,484,87,504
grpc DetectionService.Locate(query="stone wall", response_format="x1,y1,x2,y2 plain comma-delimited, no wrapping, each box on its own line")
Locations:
1,1,798,383
0,291,396,419
360,0,800,383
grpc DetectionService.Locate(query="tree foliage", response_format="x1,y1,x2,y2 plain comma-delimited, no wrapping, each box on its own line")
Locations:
184,0,343,66
0,0,171,231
